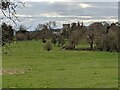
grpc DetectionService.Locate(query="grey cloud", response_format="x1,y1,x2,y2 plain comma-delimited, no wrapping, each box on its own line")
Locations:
16,2,118,16
15,2,118,31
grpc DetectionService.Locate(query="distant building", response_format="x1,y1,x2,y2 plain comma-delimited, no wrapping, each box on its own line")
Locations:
63,24,70,29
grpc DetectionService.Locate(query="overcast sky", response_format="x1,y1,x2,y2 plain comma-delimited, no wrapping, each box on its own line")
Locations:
2,0,119,31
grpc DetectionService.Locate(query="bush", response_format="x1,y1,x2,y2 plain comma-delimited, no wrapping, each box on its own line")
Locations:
57,36,65,47
42,38,46,43
44,41,52,51
51,36,57,45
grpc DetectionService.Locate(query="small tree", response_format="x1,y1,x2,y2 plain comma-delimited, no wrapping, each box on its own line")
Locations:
51,36,57,46
44,41,52,51
67,30,81,49
57,36,65,47
42,36,46,43
2,22,14,45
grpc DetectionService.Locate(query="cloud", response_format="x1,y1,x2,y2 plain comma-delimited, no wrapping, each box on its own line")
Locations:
1,2,118,31
78,3,92,8
16,14,33,18
15,2,117,17
20,0,68,2
25,3,32,7
20,0,119,2
39,12,61,17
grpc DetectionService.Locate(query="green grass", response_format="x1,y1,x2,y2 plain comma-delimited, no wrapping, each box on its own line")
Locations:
2,40,118,88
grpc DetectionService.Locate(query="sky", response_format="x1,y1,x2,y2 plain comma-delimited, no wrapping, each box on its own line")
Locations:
16,0,120,2
1,0,119,31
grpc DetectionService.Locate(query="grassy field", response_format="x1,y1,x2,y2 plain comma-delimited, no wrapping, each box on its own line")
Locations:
2,40,118,88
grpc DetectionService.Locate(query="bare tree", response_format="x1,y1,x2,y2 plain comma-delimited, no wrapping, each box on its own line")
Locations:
46,21,56,30
35,23,53,42
86,22,105,50
35,24,45,31
1,0,24,24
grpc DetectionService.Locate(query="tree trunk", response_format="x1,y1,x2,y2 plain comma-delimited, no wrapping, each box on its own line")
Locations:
90,42,93,50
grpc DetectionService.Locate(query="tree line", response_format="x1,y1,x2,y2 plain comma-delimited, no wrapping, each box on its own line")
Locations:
1,21,120,52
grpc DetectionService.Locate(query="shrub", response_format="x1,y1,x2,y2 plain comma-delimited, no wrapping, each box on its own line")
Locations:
44,41,52,51
57,36,65,47
51,36,57,46
42,36,46,43
42,38,46,43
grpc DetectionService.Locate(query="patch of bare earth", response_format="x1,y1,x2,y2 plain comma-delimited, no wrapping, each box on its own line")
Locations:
1,68,32,75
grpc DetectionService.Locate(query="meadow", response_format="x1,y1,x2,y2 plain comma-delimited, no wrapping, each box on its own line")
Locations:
2,40,118,88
